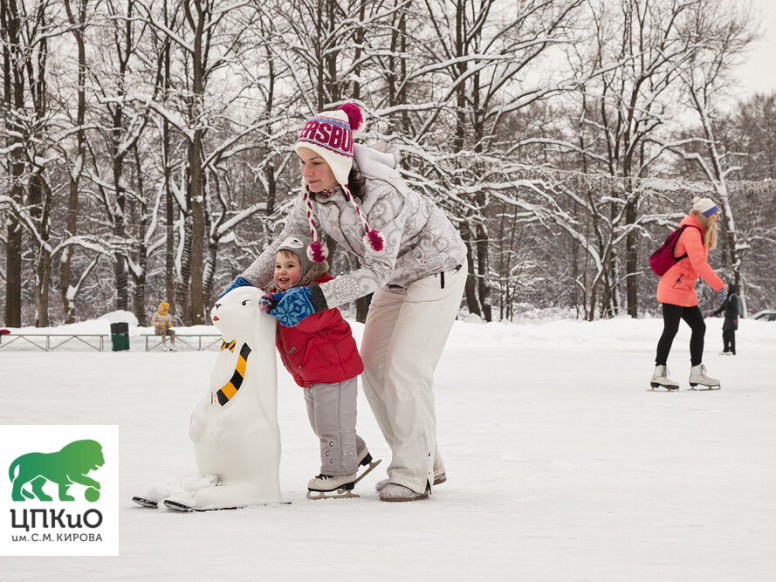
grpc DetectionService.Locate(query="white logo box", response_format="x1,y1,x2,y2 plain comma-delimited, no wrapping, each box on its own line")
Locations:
0,425,119,556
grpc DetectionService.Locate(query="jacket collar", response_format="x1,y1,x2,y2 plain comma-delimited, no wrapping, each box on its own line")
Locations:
680,213,706,232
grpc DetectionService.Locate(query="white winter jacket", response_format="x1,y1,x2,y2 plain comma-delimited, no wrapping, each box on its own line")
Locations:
240,144,467,309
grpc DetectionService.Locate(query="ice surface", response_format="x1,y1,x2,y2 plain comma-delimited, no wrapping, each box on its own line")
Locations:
1,315,775,580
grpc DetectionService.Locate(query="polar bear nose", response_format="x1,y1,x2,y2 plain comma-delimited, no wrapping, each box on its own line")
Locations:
214,302,221,309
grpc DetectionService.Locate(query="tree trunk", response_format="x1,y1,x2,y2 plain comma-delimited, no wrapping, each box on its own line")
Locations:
460,222,480,317
111,105,128,312
60,0,88,323
189,132,206,324
162,2,175,313
29,172,51,327
625,197,638,317
2,0,25,327
5,216,23,327
187,3,206,325
176,211,193,324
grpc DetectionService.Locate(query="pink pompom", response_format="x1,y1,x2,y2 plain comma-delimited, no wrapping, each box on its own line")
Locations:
338,103,363,132
307,240,329,263
364,229,384,252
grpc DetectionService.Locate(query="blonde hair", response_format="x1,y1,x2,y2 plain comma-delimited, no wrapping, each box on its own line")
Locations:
689,209,718,249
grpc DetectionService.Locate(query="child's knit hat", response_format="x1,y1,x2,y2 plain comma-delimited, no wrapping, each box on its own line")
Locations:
692,197,720,217
294,103,384,262
276,235,314,278
158,301,169,312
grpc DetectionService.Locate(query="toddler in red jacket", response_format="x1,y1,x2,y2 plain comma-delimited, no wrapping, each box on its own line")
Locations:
263,235,376,498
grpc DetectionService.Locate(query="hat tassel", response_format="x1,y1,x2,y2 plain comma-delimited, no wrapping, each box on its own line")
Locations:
304,185,329,263
308,239,328,263
364,228,384,252
342,184,384,253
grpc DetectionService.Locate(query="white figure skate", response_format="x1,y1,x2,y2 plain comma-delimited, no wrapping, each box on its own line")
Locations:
650,365,680,391
688,364,721,390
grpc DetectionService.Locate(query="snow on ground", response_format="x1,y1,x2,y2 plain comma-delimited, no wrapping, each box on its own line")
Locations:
1,316,775,581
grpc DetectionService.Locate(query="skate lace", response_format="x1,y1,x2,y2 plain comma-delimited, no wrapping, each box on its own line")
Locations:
314,474,332,480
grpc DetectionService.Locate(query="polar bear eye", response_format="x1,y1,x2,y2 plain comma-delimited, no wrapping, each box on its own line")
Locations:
241,300,251,306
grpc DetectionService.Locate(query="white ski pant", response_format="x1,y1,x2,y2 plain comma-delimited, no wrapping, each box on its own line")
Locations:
361,260,467,494
304,377,366,476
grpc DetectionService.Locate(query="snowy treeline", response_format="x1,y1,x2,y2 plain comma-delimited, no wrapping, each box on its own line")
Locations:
1,0,775,327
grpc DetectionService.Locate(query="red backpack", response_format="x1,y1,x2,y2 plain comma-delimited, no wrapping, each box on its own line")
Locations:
648,225,702,277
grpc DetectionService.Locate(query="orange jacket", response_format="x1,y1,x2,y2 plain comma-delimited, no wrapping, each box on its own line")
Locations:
656,214,724,307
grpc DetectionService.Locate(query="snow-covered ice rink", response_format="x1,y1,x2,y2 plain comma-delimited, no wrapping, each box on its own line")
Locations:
1,316,775,581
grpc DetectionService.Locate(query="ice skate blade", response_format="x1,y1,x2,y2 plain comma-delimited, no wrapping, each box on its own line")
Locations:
649,382,679,391
306,459,381,500
131,496,159,508
306,489,360,500
163,499,239,512
688,385,721,391
161,499,290,512
353,459,381,485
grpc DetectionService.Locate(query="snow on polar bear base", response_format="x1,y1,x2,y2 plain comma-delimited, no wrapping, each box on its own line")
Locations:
137,286,282,511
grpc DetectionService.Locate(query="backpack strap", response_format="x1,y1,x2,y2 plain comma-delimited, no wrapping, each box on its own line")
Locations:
672,224,703,261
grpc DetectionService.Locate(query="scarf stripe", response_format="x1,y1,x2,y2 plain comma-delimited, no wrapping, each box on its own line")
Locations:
216,343,252,406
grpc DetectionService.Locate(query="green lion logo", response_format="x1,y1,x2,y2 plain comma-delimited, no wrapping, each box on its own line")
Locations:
8,439,105,502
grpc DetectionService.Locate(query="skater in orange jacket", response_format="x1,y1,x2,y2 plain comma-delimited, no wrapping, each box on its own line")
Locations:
650,197,728,390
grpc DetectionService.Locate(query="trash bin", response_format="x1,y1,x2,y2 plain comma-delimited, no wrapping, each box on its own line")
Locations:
110,322,130,352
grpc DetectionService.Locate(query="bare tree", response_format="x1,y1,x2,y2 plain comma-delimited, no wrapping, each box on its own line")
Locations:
668,0,758,309
567,0,705,318
0,0,64,326
731,92,776,180
402,0,585,321
58,0,92,323
84,0,156,315
1,0,28,327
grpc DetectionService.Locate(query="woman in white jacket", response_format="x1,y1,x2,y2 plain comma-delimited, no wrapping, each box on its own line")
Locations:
226,103,467,502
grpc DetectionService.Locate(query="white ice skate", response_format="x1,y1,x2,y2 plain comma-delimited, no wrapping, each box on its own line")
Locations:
688,364,721,390
306,451,381,500
650,365,680,391
307,473,357,496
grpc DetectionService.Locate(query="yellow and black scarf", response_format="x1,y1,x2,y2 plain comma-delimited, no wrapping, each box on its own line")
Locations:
215,342,252,406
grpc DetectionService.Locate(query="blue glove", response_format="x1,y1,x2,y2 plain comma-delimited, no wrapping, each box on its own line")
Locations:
219,276,252,299
718,287,728,304
266,284,327,327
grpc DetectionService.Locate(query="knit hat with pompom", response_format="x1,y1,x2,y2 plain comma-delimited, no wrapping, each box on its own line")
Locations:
294,103,384,262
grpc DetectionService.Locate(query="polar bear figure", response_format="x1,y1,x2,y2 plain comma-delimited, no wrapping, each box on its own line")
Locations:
187,286,280,508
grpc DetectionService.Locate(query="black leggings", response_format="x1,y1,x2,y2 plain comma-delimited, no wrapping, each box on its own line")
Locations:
722,330,736,354
655,303,705,367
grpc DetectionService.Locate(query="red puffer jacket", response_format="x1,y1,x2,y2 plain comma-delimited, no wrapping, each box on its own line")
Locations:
274,273,363,388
